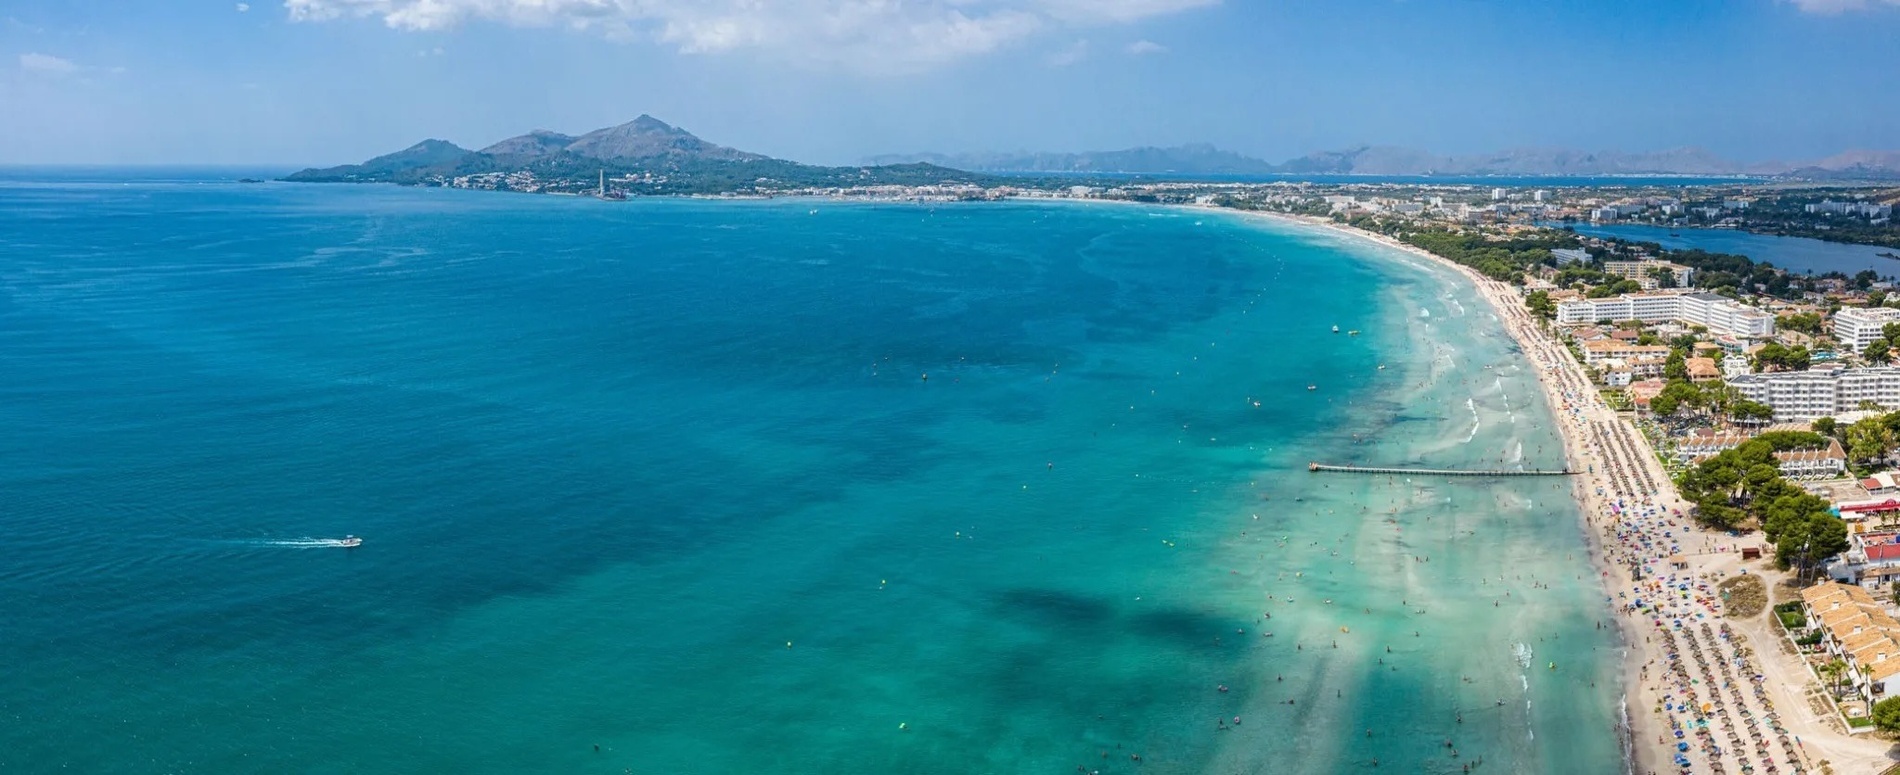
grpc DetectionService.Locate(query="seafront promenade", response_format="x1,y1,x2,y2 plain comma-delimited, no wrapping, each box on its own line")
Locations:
1246,209,1900,775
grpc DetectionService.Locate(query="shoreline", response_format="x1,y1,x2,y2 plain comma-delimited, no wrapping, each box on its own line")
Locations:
1228,208,1658,775
1221,207,1900,775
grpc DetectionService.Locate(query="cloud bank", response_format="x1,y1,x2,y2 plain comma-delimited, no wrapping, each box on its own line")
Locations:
1787,0,1900,13
19,52,78,74
282,0,1216,70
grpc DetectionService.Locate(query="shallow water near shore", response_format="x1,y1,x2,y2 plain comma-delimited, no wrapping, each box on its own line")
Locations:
0,180,1621,773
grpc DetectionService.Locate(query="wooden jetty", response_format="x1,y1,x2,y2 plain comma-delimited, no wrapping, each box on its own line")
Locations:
1308,462,1576,477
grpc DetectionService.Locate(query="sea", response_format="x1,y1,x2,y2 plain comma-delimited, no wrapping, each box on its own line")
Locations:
0,174,1624,774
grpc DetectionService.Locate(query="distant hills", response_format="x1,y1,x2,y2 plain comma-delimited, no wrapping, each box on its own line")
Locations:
285,115,984,193
289,116,1900,190
867,144,1900,180
872,144,1278,176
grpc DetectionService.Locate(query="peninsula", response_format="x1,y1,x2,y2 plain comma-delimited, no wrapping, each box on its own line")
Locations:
284,115,988,196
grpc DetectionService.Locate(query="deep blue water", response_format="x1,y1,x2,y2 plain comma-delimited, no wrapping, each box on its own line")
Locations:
0,179,1621,773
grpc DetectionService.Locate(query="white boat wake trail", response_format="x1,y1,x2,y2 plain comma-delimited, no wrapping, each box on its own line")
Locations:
235,538,358,548
1463,397,1481,443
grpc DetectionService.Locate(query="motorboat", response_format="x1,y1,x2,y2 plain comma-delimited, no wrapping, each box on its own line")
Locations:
336,535,362,548
1331,325,1339,333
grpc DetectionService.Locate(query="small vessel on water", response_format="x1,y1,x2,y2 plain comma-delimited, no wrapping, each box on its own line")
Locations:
1347,330,1360,336
1307,384,1317,391
336,535,362,548
1331,325,1340,333
1879,251,1900,261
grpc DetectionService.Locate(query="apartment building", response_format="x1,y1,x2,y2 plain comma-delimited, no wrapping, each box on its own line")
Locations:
1728,365,1900,420
1556,291,1775,337
1834,307,1900,353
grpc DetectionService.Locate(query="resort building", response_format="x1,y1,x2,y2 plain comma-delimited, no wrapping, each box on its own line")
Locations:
1799,583,1900,707
1673,430,1753,463
1775,439,1848,479
1830,532,1900,590
1677,433,1843,479
1603,259,1694,290
1686,357,1723,383
1580,340,1670,365
1801,583,1900,709
1727,366,1900,421
1551,247,1591,266
1556,292,1775,338
1833,307,1900,354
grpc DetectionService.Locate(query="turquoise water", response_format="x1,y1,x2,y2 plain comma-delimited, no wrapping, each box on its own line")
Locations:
0,179,1622,773
1562,221,1897,277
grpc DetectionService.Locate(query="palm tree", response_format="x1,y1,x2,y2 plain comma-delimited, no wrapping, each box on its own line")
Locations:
1821,659,1850,700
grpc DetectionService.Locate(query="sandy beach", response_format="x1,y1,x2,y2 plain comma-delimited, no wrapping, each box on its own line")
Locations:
1228,209,1898,775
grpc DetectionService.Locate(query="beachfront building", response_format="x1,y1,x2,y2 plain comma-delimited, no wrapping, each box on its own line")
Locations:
1799,583,1900,708
1603,259,1694,290
1801,584,1900,705
1673,430,1753,463
1867,472,1900,495
1579,340,1670,365
1556,292,1775,338
1728,365,1900,421
1833,307,1900,354
1776,439,1848,479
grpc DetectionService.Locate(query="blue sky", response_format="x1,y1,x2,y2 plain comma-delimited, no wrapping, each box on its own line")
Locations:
2,0,1897,165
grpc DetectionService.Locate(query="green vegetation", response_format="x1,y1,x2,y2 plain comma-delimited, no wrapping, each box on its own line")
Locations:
1396,229,1580,282
1777,312,1824,335
1676,432,1849,577
1873,696,1900,734
1752,342,1813,373
1774,601,1807,630
1524,290,1555,319
288,150,998,195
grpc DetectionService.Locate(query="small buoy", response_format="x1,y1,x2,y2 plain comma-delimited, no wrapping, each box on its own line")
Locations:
786,641,793,649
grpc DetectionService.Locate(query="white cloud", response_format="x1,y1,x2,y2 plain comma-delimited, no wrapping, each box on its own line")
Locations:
1046,39,1088,66
281,0,1216,71
1126,39,1166,55
236,2,250,12
1786,0,1900,12
19,52,78,74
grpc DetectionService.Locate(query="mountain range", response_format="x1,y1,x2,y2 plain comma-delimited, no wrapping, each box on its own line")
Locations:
866,145,1900,180
285,115,981,193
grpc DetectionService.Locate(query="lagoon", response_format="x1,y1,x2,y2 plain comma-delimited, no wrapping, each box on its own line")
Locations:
1560,221,1898,277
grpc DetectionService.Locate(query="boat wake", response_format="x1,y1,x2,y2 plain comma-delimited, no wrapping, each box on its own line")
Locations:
238,537,361,549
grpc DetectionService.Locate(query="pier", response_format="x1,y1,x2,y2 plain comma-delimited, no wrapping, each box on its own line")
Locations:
1308,462,1576,477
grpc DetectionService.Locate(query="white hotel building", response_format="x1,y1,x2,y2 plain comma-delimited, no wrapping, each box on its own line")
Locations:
1556,291,1775,338
1834,307,1900,353
1728,366,1900,421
